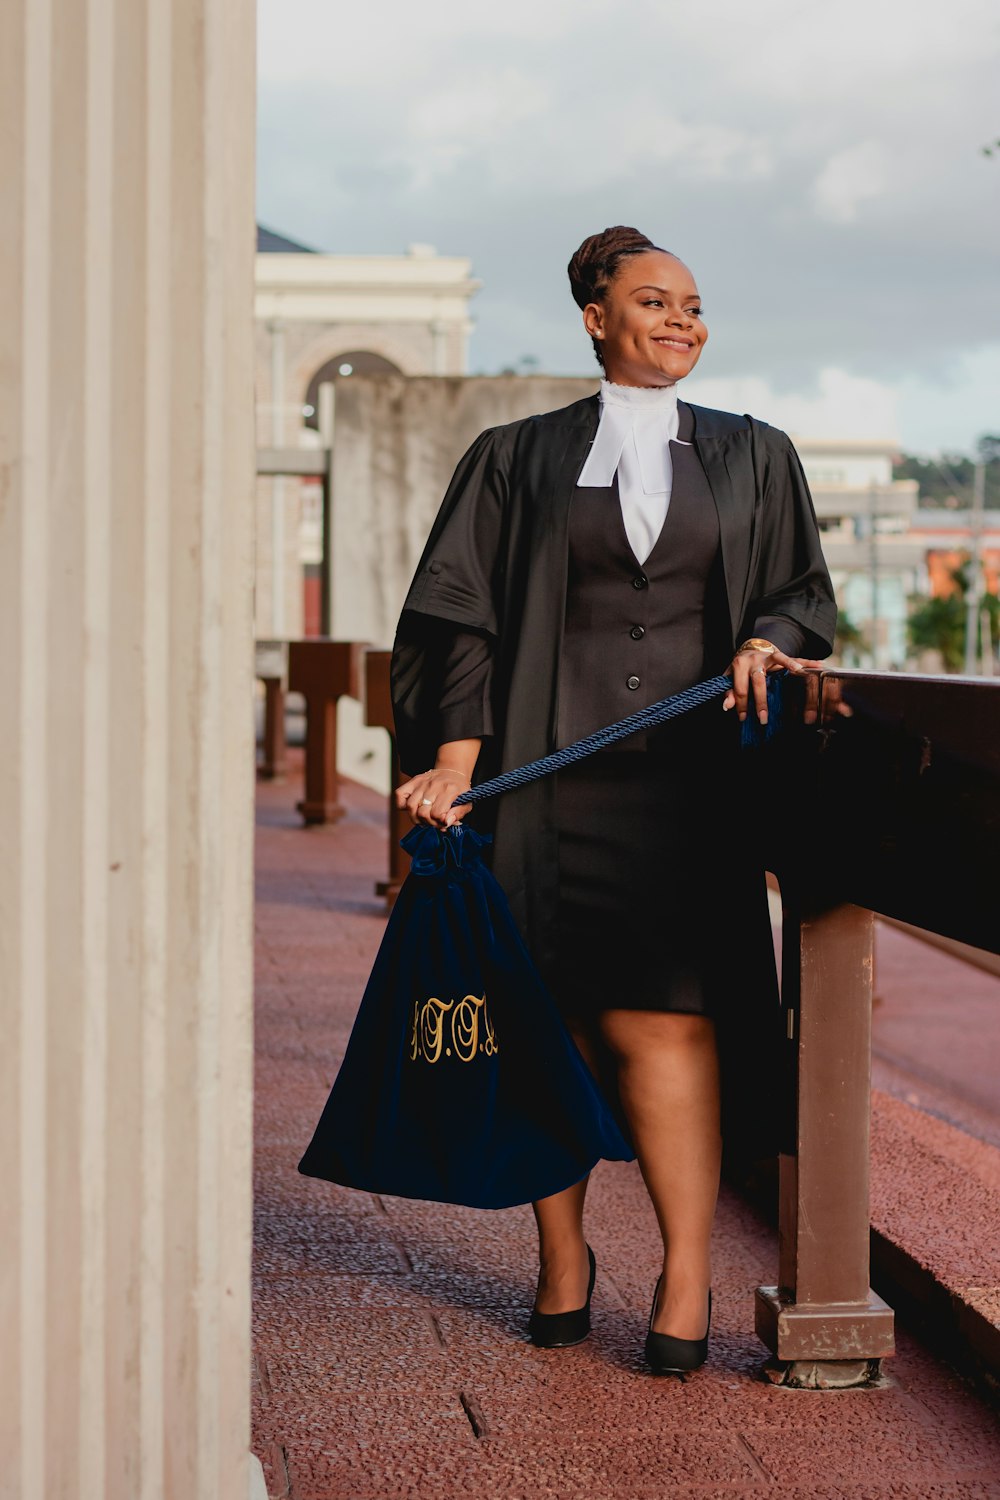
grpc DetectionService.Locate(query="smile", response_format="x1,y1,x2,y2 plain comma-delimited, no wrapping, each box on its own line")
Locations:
652,338,693,350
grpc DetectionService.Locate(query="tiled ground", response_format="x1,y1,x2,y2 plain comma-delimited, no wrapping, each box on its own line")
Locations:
252,763,1000,1499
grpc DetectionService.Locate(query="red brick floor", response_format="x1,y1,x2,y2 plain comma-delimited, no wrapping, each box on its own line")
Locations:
252,765,1000,1500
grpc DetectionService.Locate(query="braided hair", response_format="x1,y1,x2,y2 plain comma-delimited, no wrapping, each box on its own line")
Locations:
568,226,670,370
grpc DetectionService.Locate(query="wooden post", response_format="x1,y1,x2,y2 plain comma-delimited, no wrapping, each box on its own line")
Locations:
288,640,365,825
363,650,411,906
255,639,288,780
755,898,895,1387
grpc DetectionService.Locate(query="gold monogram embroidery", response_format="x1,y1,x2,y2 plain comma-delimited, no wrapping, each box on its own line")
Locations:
409,993,498,1063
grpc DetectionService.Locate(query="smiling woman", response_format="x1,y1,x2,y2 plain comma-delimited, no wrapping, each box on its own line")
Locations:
568,226,707,384
389,223,837,1375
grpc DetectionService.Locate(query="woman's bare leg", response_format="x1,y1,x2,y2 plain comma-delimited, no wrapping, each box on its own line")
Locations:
530,1023,602,1313
599,1009,720,1339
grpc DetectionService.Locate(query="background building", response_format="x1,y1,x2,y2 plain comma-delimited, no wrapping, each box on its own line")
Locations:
794,437,919,669
796,437,1000,671
254,227,480,638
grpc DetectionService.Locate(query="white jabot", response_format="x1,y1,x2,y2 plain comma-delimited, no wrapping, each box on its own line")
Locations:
576,379,681,565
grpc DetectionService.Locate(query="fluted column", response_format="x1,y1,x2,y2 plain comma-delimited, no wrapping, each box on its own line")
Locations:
0,0,256,1495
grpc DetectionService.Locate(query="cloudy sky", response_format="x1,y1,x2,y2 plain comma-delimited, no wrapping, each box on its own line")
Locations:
257,0,998,453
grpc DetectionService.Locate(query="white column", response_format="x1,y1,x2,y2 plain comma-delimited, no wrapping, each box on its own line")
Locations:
0,0,256,1495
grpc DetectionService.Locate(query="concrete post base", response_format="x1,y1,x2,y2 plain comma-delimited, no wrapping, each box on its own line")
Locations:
756,1284,896,1364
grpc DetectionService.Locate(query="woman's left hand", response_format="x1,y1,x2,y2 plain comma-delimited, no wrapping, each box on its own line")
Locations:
723,646,806,724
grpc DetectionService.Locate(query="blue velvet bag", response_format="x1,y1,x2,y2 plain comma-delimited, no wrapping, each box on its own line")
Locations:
297,822,634,1209
298,671,784,1209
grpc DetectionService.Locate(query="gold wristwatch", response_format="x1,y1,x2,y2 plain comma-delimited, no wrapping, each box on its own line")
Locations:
737,636,777,654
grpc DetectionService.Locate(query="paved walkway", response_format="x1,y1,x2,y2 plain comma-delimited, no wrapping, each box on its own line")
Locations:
252,763,1000,1499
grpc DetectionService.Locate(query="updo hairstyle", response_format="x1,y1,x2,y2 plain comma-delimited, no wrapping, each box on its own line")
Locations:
568,226,669,370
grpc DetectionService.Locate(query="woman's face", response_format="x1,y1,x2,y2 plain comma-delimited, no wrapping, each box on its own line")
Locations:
583,250,707,387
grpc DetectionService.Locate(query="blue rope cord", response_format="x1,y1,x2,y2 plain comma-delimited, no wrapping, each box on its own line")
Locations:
451,671,738,807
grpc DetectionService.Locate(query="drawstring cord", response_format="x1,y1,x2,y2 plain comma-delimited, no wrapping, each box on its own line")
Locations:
451,669,784,808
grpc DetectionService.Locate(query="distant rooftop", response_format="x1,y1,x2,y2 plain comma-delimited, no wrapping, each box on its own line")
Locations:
256,224,318,254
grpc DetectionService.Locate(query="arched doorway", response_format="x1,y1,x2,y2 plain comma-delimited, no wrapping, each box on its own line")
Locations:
303,350,402,429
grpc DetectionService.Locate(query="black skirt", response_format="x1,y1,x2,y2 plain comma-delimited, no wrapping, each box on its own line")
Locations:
547,704,772,1022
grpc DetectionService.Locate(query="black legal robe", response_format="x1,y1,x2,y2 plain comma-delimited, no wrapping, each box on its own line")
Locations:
391,393,837,992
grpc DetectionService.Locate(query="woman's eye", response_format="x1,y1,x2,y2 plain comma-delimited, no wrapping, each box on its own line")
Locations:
642,299,704,316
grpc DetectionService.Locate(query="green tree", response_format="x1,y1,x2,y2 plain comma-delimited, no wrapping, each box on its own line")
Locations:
907,590,965,670
893,437,1000,509
833,611,866,661
907,560,1000,671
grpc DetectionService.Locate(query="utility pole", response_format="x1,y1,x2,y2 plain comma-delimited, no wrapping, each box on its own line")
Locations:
963,460,986,675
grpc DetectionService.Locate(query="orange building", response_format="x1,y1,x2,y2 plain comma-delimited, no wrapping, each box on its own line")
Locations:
926,547,1000,598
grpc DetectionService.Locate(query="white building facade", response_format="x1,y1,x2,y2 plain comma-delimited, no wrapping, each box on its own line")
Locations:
794,437,920,670
254,228,480,639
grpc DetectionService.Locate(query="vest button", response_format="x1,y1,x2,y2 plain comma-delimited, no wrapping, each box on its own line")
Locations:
632,574,648,589
630,625,645,640
627,675,641,690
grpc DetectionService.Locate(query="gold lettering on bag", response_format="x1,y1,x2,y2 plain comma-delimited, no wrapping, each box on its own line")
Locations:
418,996,453,1063
408,993,498,1063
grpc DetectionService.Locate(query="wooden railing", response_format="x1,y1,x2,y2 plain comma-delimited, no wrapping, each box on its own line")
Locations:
756,668,1000,1387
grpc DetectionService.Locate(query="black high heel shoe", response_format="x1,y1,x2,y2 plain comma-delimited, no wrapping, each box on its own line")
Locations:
644,1279,711,1375
528,1245,596,1348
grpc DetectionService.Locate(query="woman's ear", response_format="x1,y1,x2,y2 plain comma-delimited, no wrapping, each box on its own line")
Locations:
582,302,605,342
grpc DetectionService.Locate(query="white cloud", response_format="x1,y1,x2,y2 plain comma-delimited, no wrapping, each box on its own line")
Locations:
405,70,551,186
256,0,1000,450
683,349,1000,453
257,0,589,83
683,366,900,441
894,344,1000,453
811,142,890,224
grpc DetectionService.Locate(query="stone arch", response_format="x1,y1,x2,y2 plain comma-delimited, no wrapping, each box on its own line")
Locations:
303,351,402,430
289,325,429,412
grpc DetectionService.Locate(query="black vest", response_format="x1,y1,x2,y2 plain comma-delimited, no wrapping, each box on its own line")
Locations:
556,402,731,753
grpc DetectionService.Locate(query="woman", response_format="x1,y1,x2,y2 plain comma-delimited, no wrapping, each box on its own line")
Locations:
390,226,836,1373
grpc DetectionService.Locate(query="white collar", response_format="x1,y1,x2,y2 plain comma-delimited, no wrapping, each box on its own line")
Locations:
576,379,679,492
599,379,680,411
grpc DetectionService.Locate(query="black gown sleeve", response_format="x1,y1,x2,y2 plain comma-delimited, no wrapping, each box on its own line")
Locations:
437,630,494,745
748,612,809,658
743,424,837,659
391,425,511,775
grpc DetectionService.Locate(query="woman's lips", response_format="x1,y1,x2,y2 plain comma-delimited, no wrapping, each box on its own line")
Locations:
652,337,694,350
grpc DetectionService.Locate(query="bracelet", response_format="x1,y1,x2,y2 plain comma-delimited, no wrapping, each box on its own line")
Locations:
430,766,470,780
737,637,777,655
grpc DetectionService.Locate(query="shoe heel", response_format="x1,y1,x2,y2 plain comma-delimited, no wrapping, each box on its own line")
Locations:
528,1244,596,1349
644,1281,711,1375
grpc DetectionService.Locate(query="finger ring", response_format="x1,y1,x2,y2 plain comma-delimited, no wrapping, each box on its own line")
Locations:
420,798,433,806
751,667,766,677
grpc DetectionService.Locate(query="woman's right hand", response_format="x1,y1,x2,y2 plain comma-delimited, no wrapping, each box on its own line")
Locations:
395,767,474,830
